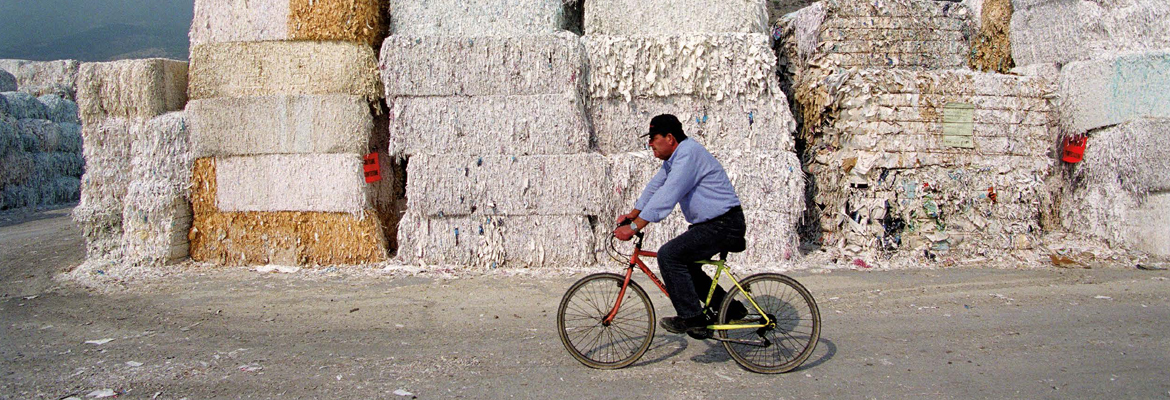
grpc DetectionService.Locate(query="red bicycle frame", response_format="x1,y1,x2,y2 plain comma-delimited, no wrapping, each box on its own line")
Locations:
603,233,669,325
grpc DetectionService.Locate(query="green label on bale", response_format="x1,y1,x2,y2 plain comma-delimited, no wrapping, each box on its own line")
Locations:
942,102,975,149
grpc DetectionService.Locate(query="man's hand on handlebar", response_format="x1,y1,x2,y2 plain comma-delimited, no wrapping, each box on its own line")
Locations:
614,224,636,241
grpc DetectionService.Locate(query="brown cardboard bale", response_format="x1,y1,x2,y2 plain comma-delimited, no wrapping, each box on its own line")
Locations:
190,0,387,46
189,158,391,266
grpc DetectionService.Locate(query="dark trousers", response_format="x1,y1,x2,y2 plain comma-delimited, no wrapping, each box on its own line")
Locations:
656,207,746,318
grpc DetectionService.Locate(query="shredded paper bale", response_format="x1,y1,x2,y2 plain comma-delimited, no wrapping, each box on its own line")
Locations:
387,0,572,36
75,59,189,125
0,69,15,91
775,0,971,83
1,92,49,120
189,41,381,100
797,69,1057,256
75,118,134,258
1010,0,1170,68
585,34,777,101
191,0,388,46
406,154,608,217
38,94,80,124
189,158,390,265
215,154,376,215
1061,118,1170,257
189,95,373,157
590,92,796,154
121,112,194,265
379,33,585,97
584,0,768,35
1057,51,1170,135
387,93,591,157
395,211,597,269
0,59,80,98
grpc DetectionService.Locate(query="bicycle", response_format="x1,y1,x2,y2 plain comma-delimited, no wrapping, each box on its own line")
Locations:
556,228,821,373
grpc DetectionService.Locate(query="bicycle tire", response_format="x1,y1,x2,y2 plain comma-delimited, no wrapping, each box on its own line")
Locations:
557,273,656,369
718,273,821,374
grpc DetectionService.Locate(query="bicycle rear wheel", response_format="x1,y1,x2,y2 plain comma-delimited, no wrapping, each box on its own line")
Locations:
718,273,820,374
557,273,656,369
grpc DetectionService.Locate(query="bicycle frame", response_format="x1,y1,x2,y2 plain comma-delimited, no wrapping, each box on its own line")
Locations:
603,233,773,331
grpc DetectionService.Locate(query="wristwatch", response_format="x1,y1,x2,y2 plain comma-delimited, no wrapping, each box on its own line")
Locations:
629,222,640,233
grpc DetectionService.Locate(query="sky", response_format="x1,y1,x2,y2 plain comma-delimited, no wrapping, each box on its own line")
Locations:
0,0,193,60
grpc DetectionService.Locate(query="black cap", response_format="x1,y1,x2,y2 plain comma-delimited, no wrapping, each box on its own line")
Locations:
640,114,684,138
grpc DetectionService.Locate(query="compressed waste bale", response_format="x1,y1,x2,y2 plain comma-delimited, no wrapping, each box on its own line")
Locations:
0,69,14,91
121,112,193,266
0,59,79,98
0,92,49,120
17,119,62,152
189,158,391,266
387,93,591,157
585,34,778,101
1058,51,1170,135
37,94,80,124
798,69,1057,255
387,0,571,36
584,0,768,35
590,92,797,155
75,118,134,258
215,154,376,215
1061,118,1170,257
189,95,372,157
0,149,34,187
56,122,82,154
968,0,1013,73
191,0,388,46
75,59,189,124
1010,0,1170,67
395,211,597,268
189,41,381,100
406,154,608,217
380,33,585,97
0,119,16,157
775,0,971,81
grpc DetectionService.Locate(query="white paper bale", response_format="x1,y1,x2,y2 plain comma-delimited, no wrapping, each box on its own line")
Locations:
0,69,15,92
590,93,797,155
0,92,49,120
380,33,585,97
37,94,79,124
1058,51,1170,135
78,118,134,216
189,95,372,157
76,59,189,124
189,41,381,100
191,0,290,45
123,112,194,265
395,212,597,268
406,154,608,217
775,0,971,79
191,0,387,45
388,0,570,36
585,0,768,35
0,59,80,98
387,93,590,157
1010,0,1170,67
215,153,374,215
585,34,777,101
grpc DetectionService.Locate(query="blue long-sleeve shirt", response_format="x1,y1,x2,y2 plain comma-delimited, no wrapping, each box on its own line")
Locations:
634,139,741,224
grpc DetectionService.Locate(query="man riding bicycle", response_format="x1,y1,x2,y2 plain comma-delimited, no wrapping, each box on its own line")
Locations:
614,114,750,337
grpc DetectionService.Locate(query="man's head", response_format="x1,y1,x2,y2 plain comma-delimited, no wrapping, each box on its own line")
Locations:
642,114,687,160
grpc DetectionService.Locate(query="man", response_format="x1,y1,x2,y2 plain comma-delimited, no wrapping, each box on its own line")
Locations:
614,114,749,336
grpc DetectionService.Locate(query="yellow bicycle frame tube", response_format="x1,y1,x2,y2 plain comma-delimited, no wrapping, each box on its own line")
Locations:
697,259,772,331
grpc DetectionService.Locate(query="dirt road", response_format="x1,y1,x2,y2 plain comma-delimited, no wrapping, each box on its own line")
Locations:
2,208,1168,399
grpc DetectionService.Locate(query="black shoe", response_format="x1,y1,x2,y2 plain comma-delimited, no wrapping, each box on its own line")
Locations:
659,313,712,334
723,301,750,322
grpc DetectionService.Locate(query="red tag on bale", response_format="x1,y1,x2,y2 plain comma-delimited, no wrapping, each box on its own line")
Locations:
1061,135,1087,164
363,153,382,183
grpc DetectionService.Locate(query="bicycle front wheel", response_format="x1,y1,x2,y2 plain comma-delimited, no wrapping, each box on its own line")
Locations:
557,273,656,369
719,273,821,374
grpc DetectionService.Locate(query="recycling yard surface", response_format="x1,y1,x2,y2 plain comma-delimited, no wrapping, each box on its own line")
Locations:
2,207,1169,399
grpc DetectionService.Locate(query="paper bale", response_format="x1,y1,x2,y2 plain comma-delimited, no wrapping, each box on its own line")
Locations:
1058,51,1170,135
387,0,571,36
191,0,388,46
395,212,597,269
189,41,381,100
584,0,768,35
75,59,189,124
189,95,373,157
